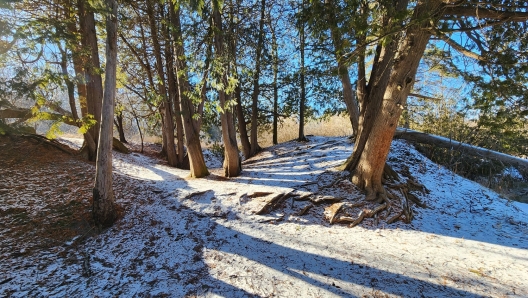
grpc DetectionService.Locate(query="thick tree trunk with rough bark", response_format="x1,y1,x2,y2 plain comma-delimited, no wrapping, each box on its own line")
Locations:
342,0,443,200
213,2,241,177
93,0,118,227
77,0,103,161
171,3,209,177
146,0,178,167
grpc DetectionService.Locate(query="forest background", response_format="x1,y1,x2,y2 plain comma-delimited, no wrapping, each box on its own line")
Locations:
1,0,527,225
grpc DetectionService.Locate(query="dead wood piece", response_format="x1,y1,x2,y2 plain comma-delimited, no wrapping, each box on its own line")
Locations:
298,204,313,216
247,192,274,198
311,195,343,205
184,190,212,200
394,128,528,170
256,192,295,215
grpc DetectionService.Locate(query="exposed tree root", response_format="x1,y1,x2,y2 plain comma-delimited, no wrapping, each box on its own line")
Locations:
331,203,388,227
246,192,274,198
298,204,313,216
256,192,296,215
183,190,213,200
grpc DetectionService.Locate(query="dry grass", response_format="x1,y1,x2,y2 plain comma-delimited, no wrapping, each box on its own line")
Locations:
259,115,353,147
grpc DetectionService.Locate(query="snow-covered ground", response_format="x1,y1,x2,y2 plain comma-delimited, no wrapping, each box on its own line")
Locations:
1,136,527,297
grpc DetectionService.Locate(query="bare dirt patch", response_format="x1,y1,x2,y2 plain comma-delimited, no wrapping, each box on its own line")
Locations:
0,135,141,258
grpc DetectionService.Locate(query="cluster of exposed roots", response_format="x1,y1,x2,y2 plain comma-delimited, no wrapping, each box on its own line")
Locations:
253,166,429,228
327,165,429,227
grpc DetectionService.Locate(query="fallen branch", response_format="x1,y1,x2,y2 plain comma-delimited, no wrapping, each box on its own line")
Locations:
394,128,528,169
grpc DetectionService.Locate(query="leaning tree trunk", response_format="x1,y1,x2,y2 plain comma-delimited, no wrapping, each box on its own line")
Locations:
171,2,209,177
343,0,443,200
213,2,241,177
93,0,118,227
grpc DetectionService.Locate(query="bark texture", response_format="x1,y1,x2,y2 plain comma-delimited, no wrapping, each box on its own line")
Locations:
146,0,178,167
213,2,241,177
249,0,266,156
93,0,118,227
342,0,444,200
171,3,209,177
78,0,103,161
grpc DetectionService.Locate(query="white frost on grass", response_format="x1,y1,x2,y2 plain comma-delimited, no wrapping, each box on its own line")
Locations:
2,136,528,297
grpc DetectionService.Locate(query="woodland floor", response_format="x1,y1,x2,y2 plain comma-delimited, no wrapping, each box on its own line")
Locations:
1,134,527,297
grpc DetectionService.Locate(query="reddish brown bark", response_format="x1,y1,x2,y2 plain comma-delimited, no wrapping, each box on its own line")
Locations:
342,0,444,200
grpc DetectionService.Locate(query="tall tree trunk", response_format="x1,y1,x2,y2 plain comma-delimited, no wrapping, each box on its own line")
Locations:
93,0,118,227
78,0,103,161
271,23,279,145
146,0,178,167
298,1,307,142
249,0,266,156
229,7,251,159
235,85,251,159
164,8,185,167
213,1,241,177
171,2,209,177
325,0,359,136
342,0,443,200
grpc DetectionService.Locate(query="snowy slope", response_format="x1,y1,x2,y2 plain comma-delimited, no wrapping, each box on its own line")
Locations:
1,137,527,297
